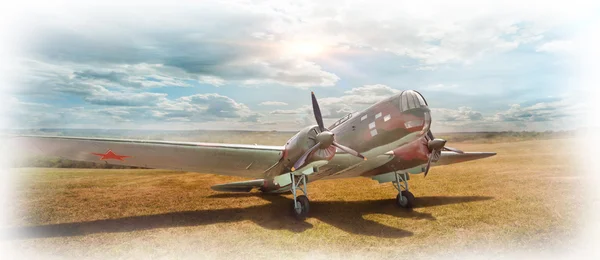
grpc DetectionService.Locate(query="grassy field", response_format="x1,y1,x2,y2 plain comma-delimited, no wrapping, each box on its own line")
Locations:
4,138,584,259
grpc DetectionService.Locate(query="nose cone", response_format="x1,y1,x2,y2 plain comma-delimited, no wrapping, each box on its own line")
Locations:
316,131,335,148
427,138,447,151
399,90,428,111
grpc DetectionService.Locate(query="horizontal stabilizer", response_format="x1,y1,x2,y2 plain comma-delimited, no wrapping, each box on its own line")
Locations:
434,151,497,166
211,179,265,192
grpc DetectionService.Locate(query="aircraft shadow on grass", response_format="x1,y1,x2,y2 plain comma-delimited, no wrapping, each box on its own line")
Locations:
5,195,492,240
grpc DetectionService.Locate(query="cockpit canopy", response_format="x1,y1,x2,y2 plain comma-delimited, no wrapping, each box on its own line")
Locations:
329,113,353,129
397,90,431,135
399,90,428,111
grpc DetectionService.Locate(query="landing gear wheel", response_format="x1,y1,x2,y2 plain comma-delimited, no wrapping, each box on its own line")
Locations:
292,195,310,220
396,191,415,209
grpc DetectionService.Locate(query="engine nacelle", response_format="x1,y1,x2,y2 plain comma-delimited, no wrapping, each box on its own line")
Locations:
388,136,430,170
281,125,336,171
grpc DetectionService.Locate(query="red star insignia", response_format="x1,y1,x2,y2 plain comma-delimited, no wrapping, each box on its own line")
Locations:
91,150,131,161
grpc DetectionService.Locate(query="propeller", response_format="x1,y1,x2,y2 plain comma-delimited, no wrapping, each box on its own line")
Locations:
423,130,464,177
291,92,366,172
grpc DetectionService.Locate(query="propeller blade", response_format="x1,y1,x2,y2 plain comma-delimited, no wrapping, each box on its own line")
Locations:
443,146,464,154
311,92,325,132
423,152,434,177
291,142,321,172
333,141,366,160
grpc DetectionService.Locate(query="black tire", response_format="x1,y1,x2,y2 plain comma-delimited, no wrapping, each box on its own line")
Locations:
292,195,310,220
396,191,415,209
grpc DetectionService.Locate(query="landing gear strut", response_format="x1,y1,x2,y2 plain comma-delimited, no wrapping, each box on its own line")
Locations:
393,171,415,209
290,174,309,220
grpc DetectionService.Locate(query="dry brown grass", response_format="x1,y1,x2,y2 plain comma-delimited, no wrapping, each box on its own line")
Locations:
4,138,584,259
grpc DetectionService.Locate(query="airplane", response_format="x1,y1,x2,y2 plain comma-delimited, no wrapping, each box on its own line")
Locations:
11,90,496,220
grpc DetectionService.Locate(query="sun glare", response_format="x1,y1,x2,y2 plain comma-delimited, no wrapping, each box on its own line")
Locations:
284,41,326,57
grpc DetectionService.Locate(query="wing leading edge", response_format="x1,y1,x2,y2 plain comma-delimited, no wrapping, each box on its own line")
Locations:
433,151,497,166
10,135,284,178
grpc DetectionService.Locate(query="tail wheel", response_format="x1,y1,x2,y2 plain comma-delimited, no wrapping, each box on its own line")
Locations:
292,195,310,220
396,191,415,209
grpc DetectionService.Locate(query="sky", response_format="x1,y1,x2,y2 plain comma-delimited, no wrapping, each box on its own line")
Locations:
1,0,597,132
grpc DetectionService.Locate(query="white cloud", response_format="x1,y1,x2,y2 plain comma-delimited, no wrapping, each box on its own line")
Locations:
240,58,340,88
280,84,403,127
4,0,594,132
432,107,484,122
492,100,574,122
20,3,341,89
0,97,52,126
343,84,400,96
3,90,267,128
177,93,251,118
270,110,297,115
253,0,586,66
424,84,458,91
85,92,168,107
198,76,225,87
259,101,288,106
72,68,191,89
15,0,586,95
151,93,264,123
269,84,402,127
429,99,582,132
536,40,575,53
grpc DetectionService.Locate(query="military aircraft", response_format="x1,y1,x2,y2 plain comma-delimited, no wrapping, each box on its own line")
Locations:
12,90,496,220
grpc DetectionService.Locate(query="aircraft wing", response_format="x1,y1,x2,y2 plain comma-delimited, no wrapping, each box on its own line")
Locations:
432,151,497,166
9,135,285,178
